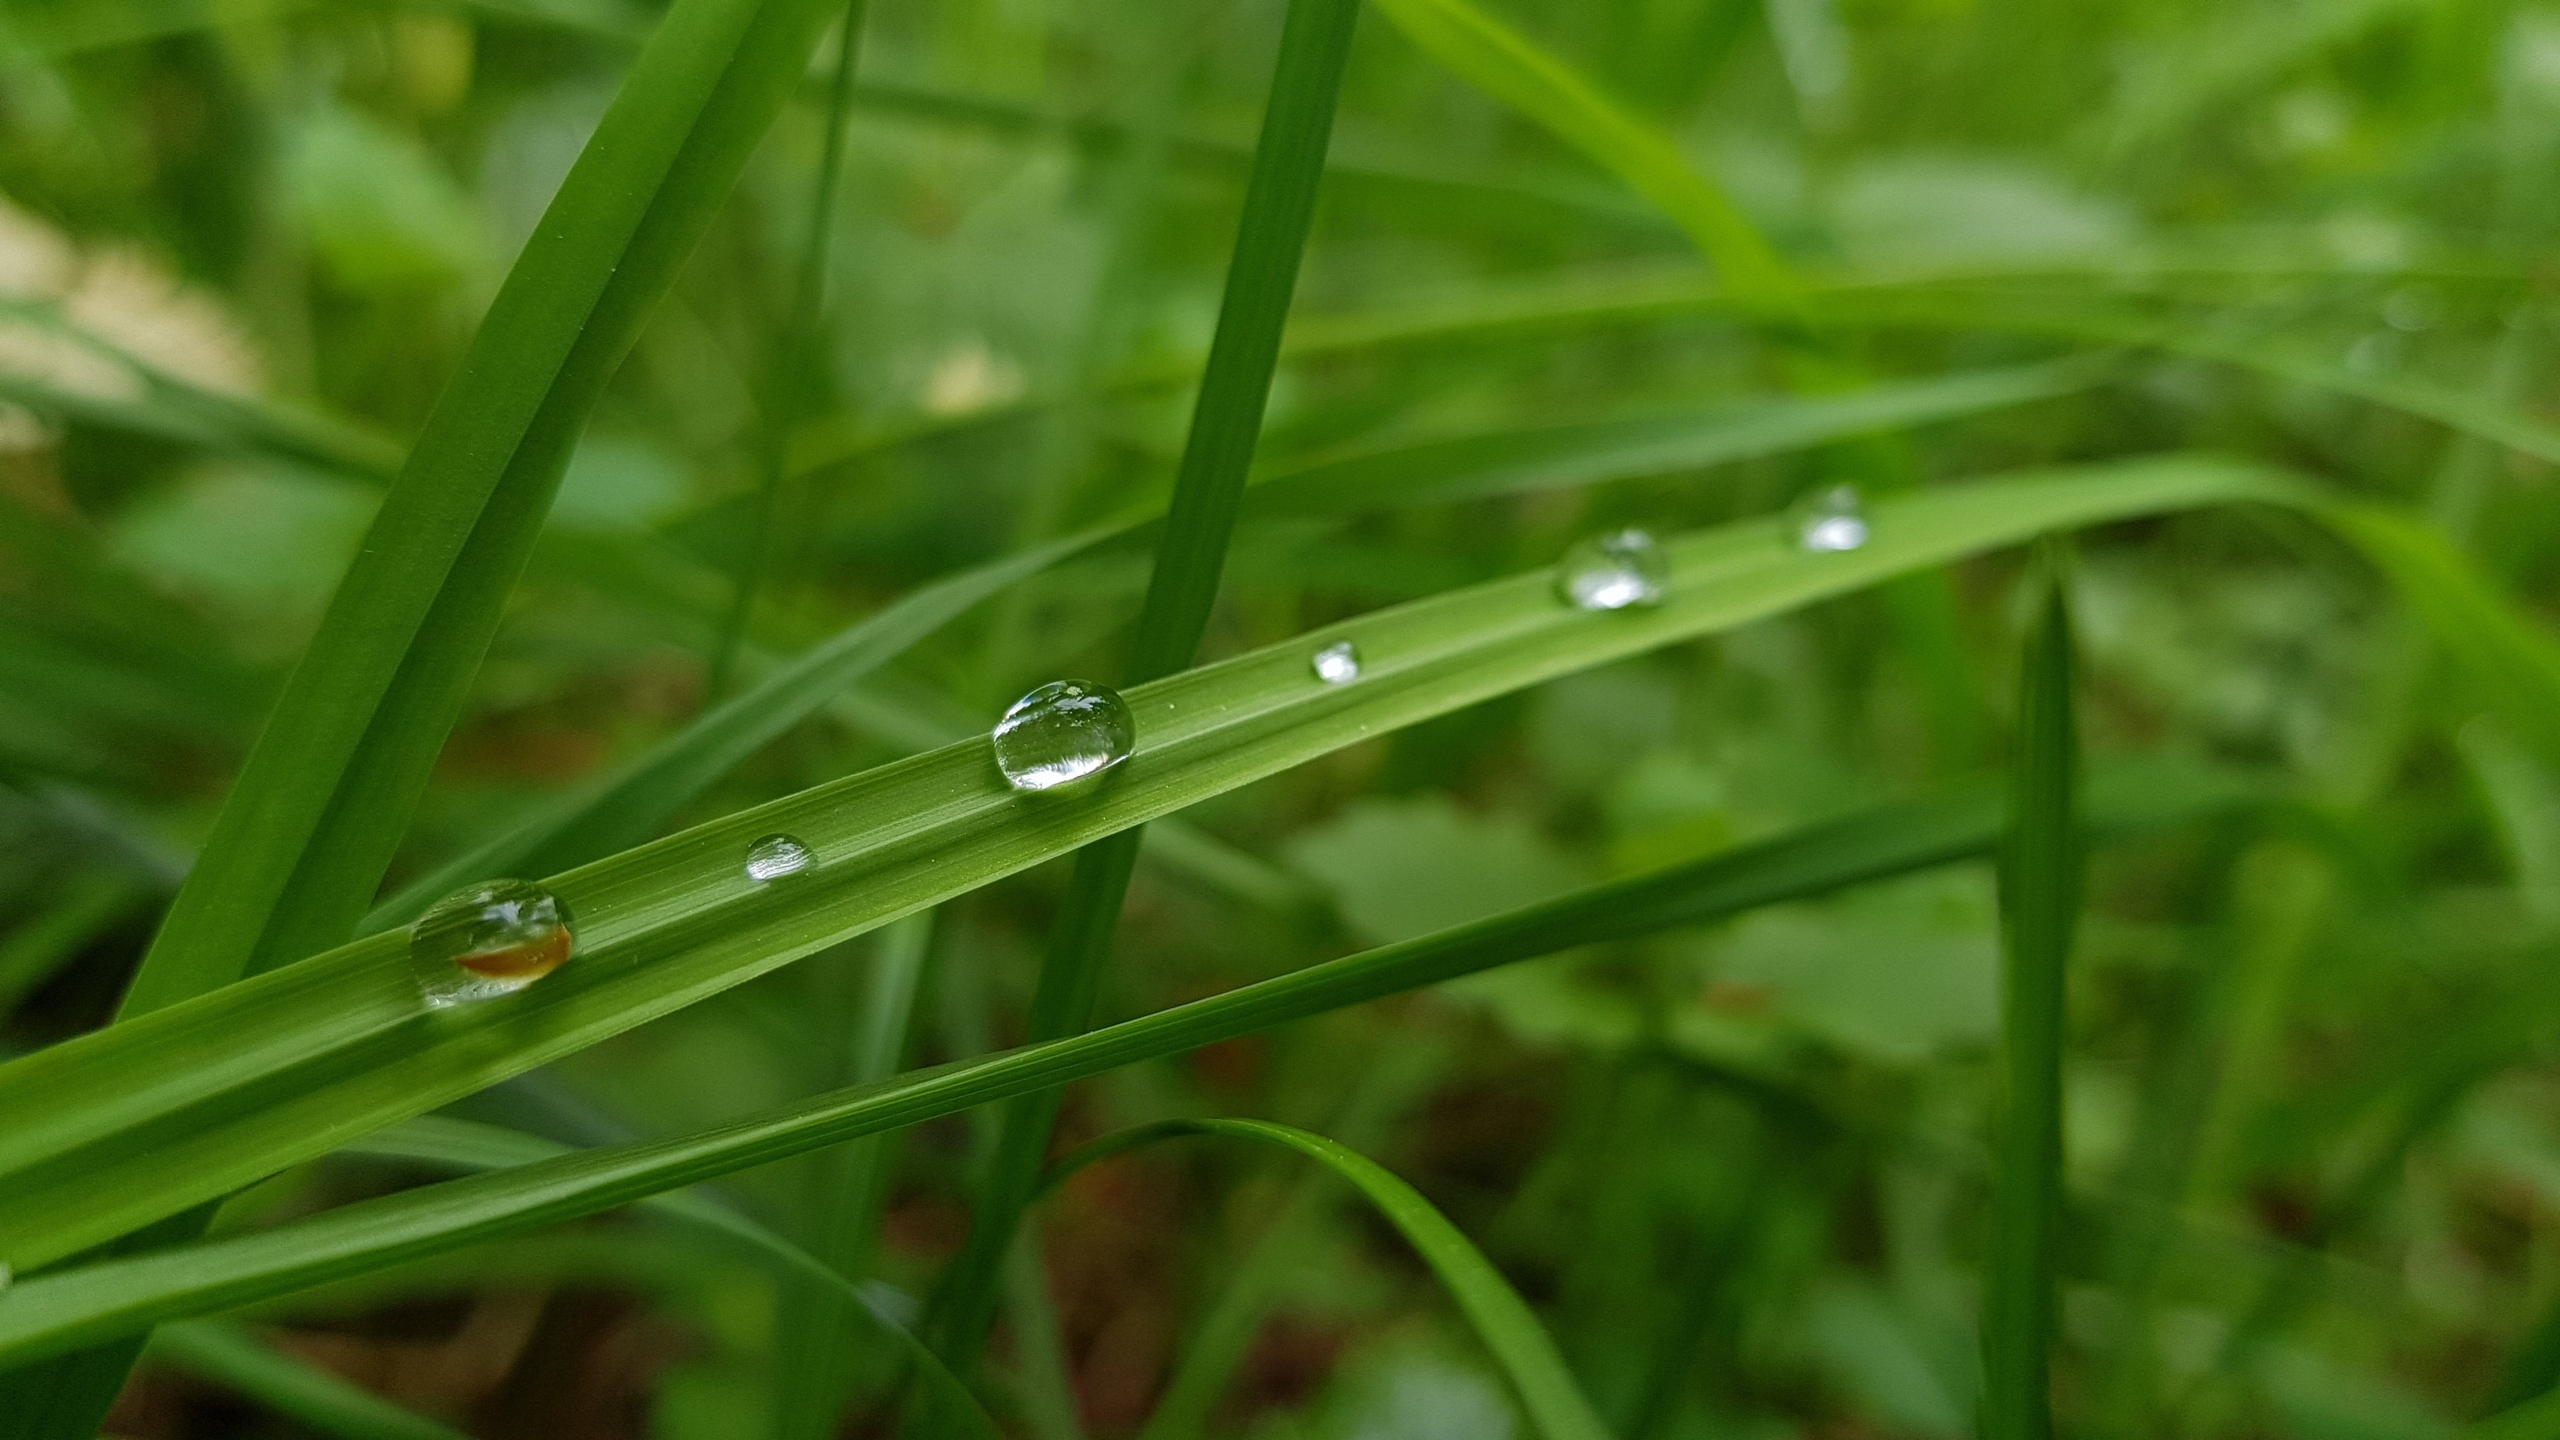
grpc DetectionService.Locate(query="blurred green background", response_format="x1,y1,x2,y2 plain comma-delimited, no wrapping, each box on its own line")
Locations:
4,0,2560,1436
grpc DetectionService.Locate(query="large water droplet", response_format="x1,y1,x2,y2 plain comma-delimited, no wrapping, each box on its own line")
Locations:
993,679,1135,792
410,879,576,1007
1795,485,1869,553
1311,640,1361,684
1556,528,1668,611
744,833,813,882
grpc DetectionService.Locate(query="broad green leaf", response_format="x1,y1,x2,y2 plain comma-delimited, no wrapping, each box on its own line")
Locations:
0,458,2365,1274
1043,1119,1611,1440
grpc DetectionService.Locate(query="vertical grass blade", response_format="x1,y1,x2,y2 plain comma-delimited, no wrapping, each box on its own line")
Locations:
1044,1120,1612,1440
1980,553,2082,1440
928,0,1363,1372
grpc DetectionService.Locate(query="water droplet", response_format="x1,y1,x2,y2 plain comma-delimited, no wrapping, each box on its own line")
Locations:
409,879,576,1007
744,833,813,882
993,679,1135,792
1556,528,1668,611
1795,485,1869,553
1311,640,1361,684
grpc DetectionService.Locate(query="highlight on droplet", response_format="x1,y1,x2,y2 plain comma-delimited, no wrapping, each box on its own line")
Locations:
1556,528,1669,611
744,833,814,882
409,879,576,1008
1311,640,1361,685
992,679,1136,793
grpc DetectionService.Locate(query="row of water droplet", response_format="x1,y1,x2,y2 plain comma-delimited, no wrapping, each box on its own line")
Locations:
407,487,1869,1005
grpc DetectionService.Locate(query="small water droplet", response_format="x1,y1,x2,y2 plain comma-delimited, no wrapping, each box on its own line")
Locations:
410,879,576,1007
1795,485,1869,553
1556,528,1668,611
1311,640,1361,684
744,833,813,882
993,679,1135,792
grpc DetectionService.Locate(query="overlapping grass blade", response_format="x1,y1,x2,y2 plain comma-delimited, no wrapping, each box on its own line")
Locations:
1980,560,2082,1440
1366,0,1786,305
1043,1120,1610,1440
0,459,2495,1274
0,774,2081,1361
149,1321,470,1440
931,0,1364,1368
120,0,847,1014
335,1112,1002,1440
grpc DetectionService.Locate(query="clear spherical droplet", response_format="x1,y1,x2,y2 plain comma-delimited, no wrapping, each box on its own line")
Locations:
1795,485,1869,554
410,879,576,1007
1311,640,1361,684
744,833,814,882
1556,528,1669,611
993,679,1135,792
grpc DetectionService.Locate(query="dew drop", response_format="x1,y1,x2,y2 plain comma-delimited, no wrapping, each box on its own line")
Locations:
993,679,1135,792
1311,640,1361,684
409,879,576,1008
1556,528,1668,611
1794,485,1869,554
744,833,814,882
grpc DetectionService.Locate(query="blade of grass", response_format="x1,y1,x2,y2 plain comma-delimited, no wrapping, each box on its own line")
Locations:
929,0,1363,1374
1365,0,1787,306
707,0,869,701
1980,552,2083,1440
11,0,857,1425
0,777,2052,1361
0,461,2458,1271
148,1321,471,1440
121,0,849,1014
1041,1120,1611,1440
334,1112,1002,1440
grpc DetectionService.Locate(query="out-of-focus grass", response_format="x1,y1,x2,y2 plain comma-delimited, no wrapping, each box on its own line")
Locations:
4,0,2560,1437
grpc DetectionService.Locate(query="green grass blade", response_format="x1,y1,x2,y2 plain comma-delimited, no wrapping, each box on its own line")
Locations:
932,0,1364,1370
1366,0,1788,304
338,1113,1002,1440
0,459,2340,1270
149,1321,470,1440
0,778,2055,1361
1042,1120,1611,1440
120,0,847,1013
706,0,868,701
1980,555,2083,1440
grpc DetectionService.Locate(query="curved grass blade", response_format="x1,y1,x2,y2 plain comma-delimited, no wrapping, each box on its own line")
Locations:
335,1114,1003,1440
1365,0,1786,305
1980,557,2082,1440
1042,1120,1610,1440
0,460,2373,1271
0,773,2064,1362
149,1321,470,1440
122,0,849,1014
930,0,1364,1370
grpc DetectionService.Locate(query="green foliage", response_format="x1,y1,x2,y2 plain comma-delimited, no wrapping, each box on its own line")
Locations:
6,0,2560,1434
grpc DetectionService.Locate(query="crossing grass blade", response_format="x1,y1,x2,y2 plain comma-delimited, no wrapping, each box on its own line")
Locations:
929,0,1366,1371
334,1113,1004,1440
1041,1120,1612,1440
119,0,848,1016
10,457,2552,1277
148,1321,471,1440
1980,558,2083,1440
0,773,2087,1362
1366,0,1788,306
